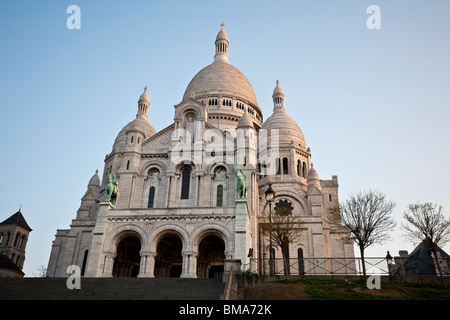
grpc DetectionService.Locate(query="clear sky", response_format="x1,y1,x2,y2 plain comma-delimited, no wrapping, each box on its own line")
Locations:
1,1,449,277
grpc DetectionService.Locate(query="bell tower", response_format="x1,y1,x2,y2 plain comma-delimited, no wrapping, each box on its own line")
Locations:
0,209,32,271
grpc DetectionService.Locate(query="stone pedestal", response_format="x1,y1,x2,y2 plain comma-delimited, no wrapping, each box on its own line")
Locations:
84,202,113,277
235,199,250,269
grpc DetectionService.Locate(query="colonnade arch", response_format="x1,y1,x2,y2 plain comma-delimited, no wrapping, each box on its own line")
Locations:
104,224,232,278
112,232,142,277
196,232,226,279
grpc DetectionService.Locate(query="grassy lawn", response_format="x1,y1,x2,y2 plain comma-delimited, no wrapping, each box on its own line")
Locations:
243,278,450,300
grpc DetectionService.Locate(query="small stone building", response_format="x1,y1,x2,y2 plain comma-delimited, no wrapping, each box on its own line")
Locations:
0,210,32,277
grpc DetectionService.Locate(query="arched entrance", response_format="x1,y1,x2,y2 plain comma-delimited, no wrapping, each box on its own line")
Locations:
154,233,183,278
112,236,141,277
197,235,225,279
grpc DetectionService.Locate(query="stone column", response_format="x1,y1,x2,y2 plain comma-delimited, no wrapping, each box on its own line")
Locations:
181,251,198,278
102,252,116,277
189,252,198,278
138,250,157,277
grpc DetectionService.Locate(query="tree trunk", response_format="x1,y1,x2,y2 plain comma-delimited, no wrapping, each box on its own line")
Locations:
282,249,290,279
432,248,447,287
359,246,367,278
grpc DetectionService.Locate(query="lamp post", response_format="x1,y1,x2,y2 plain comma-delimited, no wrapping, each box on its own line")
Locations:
265,184,275,276
385,251,393,279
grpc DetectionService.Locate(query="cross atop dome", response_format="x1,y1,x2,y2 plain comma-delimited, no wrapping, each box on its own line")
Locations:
220,22,225,28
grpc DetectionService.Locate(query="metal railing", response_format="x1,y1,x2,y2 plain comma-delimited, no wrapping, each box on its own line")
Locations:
241,257,450,277
221,268,234,300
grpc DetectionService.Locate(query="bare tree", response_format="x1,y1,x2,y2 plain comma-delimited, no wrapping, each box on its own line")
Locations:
328,189,397,277
260,205,304,278
402,202,450,286
33,265,48,278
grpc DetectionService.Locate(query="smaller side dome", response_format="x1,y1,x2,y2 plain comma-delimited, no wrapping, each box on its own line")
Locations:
88,169,101,187
261,80,306,148
307,163,319,181
112,87,157,152
237,110,254,129
307,163,322,192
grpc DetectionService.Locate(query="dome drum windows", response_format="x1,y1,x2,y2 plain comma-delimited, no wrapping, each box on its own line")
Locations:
208,99,218,106
236,102,245,110
222,99,232,107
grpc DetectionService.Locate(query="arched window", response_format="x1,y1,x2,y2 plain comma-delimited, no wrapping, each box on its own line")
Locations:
297,160,301,176
0,233,3,244
148,186,156,208
283,157,289,174
216,185,223,207
276,158,281,175
126,160,130,170
19,235,25,249
302,162,306,178
81,250,89,276
298,248,305,275
181,167,191,199
14,233,21,247
269,248,276,260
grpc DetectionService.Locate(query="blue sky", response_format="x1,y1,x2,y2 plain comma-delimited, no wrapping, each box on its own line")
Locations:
1,1,449,276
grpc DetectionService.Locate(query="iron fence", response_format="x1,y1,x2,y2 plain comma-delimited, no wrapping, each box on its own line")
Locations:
242,257,450,277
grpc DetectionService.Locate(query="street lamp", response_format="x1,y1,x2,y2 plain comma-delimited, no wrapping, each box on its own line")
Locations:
265,184,275,276
385,251,393,278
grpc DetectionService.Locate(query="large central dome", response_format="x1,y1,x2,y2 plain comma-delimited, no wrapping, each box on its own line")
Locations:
181,25,262,131
183,60,258,108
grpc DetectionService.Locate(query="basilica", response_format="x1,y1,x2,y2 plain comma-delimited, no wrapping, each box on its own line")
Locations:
46,25,354,278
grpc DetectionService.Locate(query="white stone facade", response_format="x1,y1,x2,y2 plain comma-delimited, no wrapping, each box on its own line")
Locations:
46,26,354,278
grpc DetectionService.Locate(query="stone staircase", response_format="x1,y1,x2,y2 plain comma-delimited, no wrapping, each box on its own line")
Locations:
0,277,225,300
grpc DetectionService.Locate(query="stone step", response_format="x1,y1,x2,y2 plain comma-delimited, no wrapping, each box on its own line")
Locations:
0,277,225,300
